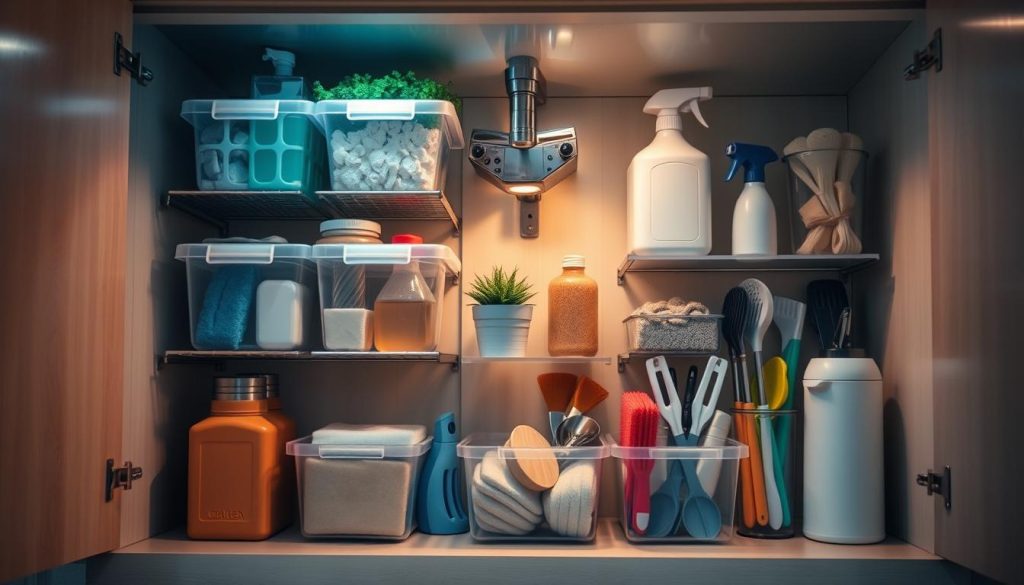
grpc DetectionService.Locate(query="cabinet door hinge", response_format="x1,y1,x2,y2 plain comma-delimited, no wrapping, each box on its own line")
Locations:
106,459,143,502
905,28,942,81
916,465,951,510
113,32,154,86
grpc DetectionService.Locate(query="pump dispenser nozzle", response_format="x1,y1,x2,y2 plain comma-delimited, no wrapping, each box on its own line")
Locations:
262,48,296,76
725,142,778,183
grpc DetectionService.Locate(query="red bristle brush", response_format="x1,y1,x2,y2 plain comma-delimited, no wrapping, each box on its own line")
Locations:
621,391,659,535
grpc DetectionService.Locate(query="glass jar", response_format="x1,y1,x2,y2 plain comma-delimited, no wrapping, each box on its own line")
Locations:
548,255,598,356
373,234,439,352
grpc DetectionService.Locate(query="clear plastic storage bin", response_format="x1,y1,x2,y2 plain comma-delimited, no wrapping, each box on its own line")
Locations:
457,434,609,543
314,100,464,193
286,435,432,540
181,100,324,192
311,242,460,352
609,436,747,543
175,243,317,350
624,314,722,354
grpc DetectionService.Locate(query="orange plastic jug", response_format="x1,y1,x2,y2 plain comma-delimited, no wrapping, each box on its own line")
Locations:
188,376,287,540
261,374,296,531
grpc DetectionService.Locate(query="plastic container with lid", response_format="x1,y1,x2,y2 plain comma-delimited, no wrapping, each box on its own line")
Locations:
175,242,317,350
181,99,324,192
803,356,883,544
314,100,464,193
286,428,432,540
312,236,460,353
457,434,610,543
188,376,289,540
548,255,598,357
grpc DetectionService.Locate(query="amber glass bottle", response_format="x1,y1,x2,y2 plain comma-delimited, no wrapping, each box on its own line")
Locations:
548,255,599,356
188,376,286,540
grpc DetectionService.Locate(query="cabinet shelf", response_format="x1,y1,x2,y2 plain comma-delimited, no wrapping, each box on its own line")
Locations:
617,254,880,284
160,350,459,369
617,351,716,372
460,355,612,365
317,190,460,234
163,190,331,228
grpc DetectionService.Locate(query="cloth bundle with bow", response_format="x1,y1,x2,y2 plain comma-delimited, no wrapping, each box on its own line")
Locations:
783,128,864,255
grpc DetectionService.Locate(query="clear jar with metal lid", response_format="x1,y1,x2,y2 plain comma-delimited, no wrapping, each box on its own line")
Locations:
315,219,382,350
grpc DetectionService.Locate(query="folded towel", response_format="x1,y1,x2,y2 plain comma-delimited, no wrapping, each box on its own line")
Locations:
302,458,412,537
311,423,427,446
195,265,257,349
478,451,543,517
542,461,597,538
472,464,543,524
470,488,539,533
472,502,532,536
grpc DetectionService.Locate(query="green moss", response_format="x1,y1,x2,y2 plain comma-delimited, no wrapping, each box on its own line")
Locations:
313,71,461,112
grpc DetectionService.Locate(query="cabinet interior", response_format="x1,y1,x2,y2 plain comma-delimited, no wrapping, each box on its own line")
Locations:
122,7,932,557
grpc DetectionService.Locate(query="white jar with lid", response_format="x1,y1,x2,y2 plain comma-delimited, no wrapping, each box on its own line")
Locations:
802,355,883,544
315,219,382,350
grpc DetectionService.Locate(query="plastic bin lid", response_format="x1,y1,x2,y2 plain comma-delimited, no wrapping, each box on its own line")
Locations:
314,99,465,149
181,99,318,125
286,435,433,459
456,433,610,460
312,243,461,273
607,435,748,460
175,242,313,265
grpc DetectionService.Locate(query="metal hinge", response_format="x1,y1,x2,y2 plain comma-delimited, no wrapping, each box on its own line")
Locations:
916,465,951,510
905,28,942,81
106,459,143,502
113,32,153,86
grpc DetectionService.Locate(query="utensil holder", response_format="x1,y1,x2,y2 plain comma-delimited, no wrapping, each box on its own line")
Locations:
731,408,797,539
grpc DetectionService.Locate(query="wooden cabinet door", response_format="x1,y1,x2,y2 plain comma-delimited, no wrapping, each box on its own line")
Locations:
928,1,1024,583
0,0,132,581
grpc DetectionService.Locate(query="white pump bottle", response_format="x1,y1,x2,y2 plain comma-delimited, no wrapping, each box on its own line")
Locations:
627,87,713,257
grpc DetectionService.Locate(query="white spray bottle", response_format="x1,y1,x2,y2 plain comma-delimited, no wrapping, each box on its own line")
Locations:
726,142,779,255
627,87,713,257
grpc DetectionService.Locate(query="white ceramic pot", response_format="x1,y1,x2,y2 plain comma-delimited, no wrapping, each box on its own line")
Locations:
472,304,534,357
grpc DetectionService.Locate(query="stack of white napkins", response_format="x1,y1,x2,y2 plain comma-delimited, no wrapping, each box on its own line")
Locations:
312,423,427,445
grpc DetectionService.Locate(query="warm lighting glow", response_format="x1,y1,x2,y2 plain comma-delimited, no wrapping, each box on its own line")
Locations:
964,15,1024,29
508,184,542,195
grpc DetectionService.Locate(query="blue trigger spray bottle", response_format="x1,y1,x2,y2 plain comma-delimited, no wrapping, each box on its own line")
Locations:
725,142,779,255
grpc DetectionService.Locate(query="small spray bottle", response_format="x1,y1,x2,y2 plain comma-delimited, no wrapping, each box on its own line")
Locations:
252,48,309,99
726,142,779,255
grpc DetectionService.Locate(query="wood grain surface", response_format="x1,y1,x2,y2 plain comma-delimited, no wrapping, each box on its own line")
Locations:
0,0,133,581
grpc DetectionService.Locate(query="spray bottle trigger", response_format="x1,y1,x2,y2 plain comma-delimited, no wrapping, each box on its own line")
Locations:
725,158,742,182
689,100,709,128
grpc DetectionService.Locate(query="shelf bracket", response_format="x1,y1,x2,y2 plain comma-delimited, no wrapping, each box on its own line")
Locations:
904,28,942,81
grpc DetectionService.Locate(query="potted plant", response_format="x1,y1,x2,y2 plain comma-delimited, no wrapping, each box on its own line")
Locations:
466,266,536,357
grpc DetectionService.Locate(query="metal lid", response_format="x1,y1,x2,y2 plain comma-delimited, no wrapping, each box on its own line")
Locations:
237,373,279,398
214,376,267,401
319,219,381,238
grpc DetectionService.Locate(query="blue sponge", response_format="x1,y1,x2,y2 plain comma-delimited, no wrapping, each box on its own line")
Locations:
195,265,258,349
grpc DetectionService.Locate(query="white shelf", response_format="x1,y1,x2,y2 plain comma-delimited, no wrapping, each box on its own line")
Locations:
460,356,612,365
617,254,880,284
93,520,945,585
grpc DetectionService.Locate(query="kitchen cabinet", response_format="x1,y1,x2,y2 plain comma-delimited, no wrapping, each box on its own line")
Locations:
0,2,1020,584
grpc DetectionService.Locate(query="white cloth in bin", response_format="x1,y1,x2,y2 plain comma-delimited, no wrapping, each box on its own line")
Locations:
471,490,538,533
311,423,426,446
472,502,532,536
542,461,597,538
477,451,543,516
328,119,441,191
472,460,542,524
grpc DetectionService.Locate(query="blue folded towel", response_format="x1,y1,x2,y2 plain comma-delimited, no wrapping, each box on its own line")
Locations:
195,265,258,349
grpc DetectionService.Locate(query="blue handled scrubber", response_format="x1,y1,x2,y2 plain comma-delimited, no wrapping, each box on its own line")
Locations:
195,265,258,349
416,412,468,534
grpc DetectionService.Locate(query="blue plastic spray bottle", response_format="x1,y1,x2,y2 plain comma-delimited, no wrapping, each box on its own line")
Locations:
725,142,779,255
416,412,469,534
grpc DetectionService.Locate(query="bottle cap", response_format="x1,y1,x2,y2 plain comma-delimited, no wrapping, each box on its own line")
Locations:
392,234,424,244
214,375,267,401
562,254,585,268
320,219,381,238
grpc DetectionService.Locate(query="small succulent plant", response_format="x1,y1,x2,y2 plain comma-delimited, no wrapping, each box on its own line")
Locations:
466,266,536,305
